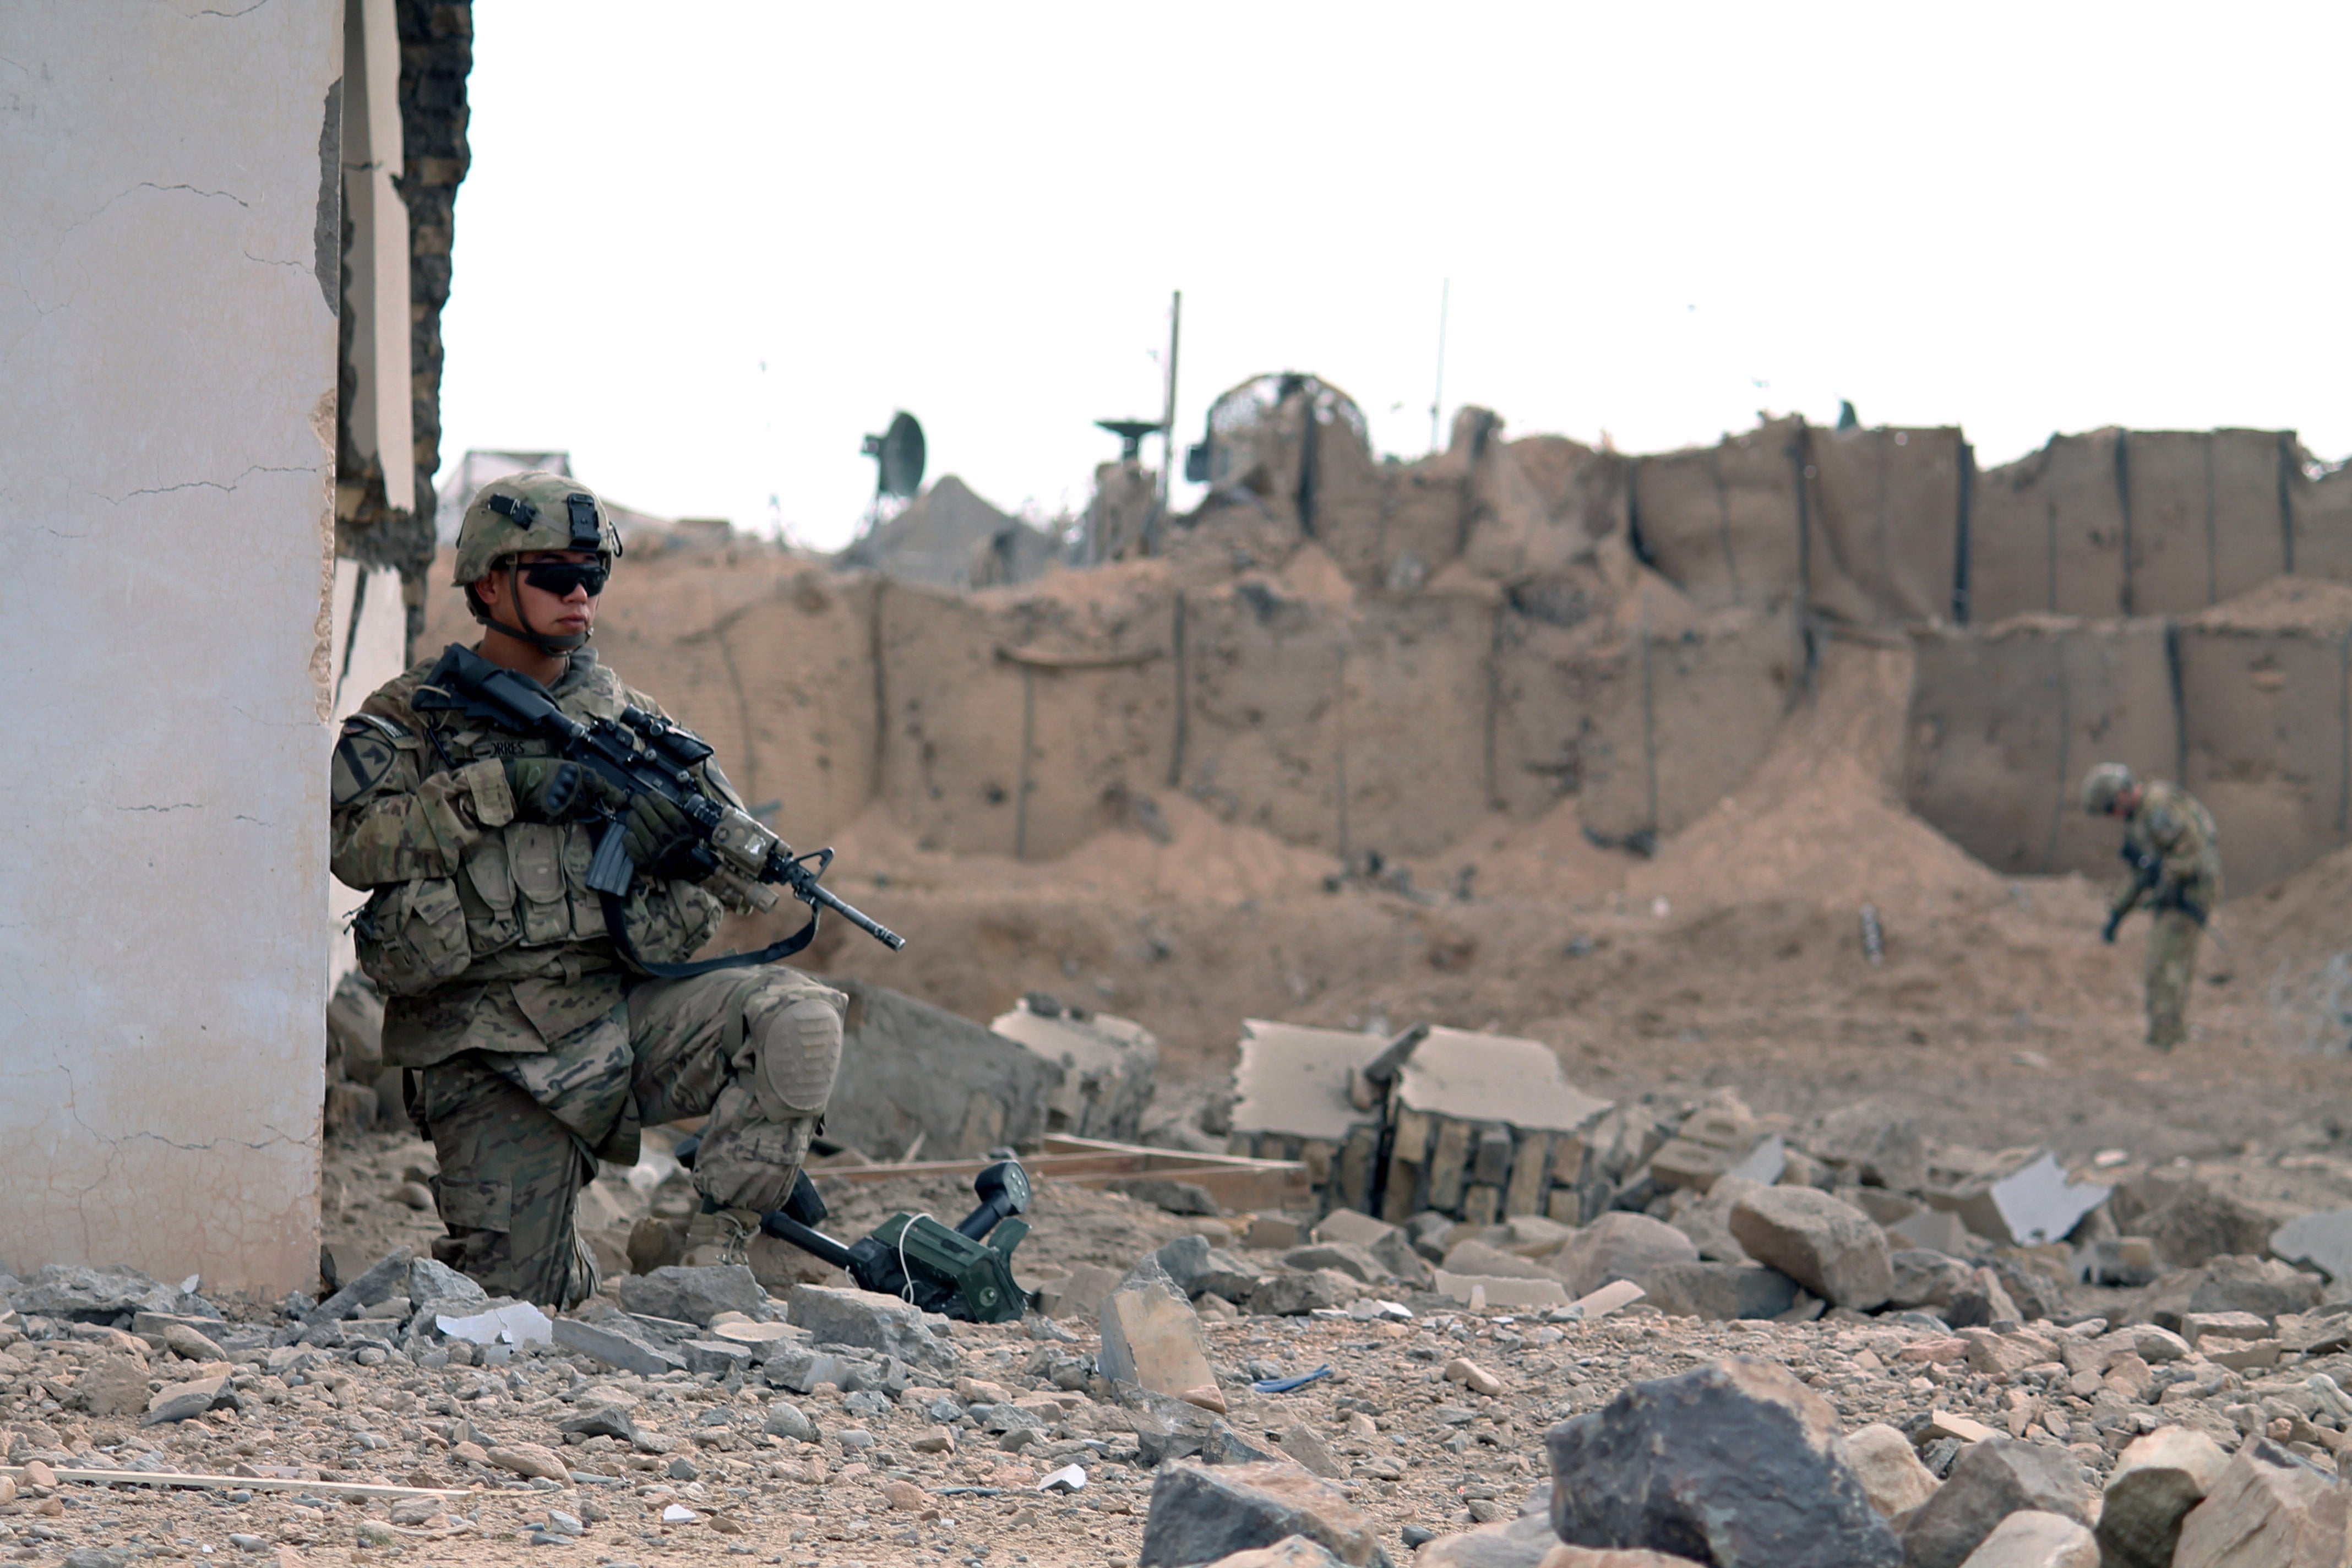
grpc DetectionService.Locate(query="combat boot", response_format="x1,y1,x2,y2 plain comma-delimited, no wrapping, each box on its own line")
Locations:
680,1206,761,1267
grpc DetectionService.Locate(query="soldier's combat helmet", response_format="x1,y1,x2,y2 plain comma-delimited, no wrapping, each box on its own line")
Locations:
451,471,623,654
2081,761,2137,816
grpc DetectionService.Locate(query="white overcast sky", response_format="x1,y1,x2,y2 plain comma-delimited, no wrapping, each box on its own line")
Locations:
438,2,2352,553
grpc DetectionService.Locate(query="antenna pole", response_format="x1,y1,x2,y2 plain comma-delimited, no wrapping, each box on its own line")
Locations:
1159,289,1182,515
1429,278,1449,454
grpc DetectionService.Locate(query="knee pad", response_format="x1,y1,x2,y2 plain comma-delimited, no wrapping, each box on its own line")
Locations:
749,991,843,1118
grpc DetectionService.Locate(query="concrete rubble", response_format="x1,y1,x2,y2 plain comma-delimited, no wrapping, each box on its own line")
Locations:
13,1120,2352,1568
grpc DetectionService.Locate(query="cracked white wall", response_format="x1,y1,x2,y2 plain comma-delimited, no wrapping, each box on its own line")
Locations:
0,2,342,1293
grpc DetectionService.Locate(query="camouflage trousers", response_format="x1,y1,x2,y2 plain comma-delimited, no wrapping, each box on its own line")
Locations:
413,966,845,1309
2144,908,2201,1051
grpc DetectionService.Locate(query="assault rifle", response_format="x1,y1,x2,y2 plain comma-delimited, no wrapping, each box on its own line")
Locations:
2102,842,2217,946
412,644,905,976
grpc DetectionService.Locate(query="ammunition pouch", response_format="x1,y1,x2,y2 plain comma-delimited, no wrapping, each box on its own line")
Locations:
353,877,472,997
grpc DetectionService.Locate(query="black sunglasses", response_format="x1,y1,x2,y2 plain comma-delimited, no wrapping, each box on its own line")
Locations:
517,558,609,597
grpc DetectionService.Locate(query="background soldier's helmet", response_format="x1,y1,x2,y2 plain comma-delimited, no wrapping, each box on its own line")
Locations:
451,471,622,587
2081,761,2136,816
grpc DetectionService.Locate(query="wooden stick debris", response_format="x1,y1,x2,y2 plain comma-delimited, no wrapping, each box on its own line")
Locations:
0,1464,469,1501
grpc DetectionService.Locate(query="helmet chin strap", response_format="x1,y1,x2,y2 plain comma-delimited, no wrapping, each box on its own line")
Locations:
467,560,591,655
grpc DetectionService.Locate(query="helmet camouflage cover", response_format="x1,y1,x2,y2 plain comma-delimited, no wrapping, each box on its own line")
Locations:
2081,761,2136,816
451,471,622,587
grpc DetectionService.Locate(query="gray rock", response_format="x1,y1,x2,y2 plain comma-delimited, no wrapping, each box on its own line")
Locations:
1155,1235,1266,1302
1366,1231,1435,1290
763,1401,816,1442
1411,1515,1560,1568
62,1549,127,1568
1641,1261,1800,1321
760,1346,865,1395
1669,1175,1763,1263
1247,1271,1354,1316
1729,1188,1893,1310
142,1375,237,1427
1403,1211,1455,1265
1282,1244,1389,1284
1136,1458,1393,1568
785,1284,956,1372
406,1258,486,1311
1553,1213,1701,1298
1545,1357,1899,1568
548,1316,685,1377
1440,1241,1556,1282
1898,1438,2092,1568
618,1265,769,1328
557,1405,646,1447
2133,1179,2276,1268
1107,1178,1221,1216
2269,1207,2352,1283
2186,1254,2324,1319
1123,1389,1282,1469
971,1403,1048,1433
1803,1101,1929,1193
681,1338,754,1376
12,1265,181,1323
1275,1423,1348,1480
2095,1426,2228,1568
306,1246,413,1325
1887,1249,1974,1311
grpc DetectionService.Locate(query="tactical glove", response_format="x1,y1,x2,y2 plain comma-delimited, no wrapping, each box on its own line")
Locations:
623,789,703,878
504,756,609,822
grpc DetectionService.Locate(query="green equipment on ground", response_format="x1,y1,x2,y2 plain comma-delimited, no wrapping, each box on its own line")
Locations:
761,1159,1033,1324
672,1139,1033,1323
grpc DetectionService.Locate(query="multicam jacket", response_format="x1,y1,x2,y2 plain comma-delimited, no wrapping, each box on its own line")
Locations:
331,646,733,1068
2107,778,2223,919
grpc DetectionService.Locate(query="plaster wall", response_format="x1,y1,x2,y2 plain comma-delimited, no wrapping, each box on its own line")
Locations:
0,2,342,1291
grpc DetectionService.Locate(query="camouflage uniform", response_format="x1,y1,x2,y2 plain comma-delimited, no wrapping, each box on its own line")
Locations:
2102,778,2222,1051
331,475,843,1309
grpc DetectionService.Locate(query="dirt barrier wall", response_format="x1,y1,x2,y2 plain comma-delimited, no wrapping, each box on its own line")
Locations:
1907,580,2352,896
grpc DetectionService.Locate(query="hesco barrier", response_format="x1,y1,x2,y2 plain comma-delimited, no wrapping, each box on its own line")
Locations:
1906,617,2180,880
410,408,2352,896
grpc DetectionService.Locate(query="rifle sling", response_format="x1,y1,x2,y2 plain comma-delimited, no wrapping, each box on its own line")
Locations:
598,889,820,979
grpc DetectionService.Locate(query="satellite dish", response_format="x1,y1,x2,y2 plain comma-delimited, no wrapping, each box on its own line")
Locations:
1095,418,1162,464
861,412,926,501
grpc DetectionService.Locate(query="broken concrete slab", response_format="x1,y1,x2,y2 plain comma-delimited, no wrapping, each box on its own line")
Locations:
1250,1271,1360,1316
785,1284,956,1372
1099,1259,1218,1400
826,978,1065,1160
1284,1243,1389,1284
1137,1458,1393,1568
2094,1426,2228,1568
1038,1261,1129,1320
1391,1026,1611,1137
1229,1020,1392,1146
13,1265,188,1324
992,994,1161,1144
617,1265,769,1327
1897,1439,2092,1568
1728,1187,1893,1309
1434,1271,1571,1309
1926,1153,2110,1249
2269,1207,2352,1282
1545,1357,1899,1567
1442,1240,1559,1282
549,1314,685,1377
